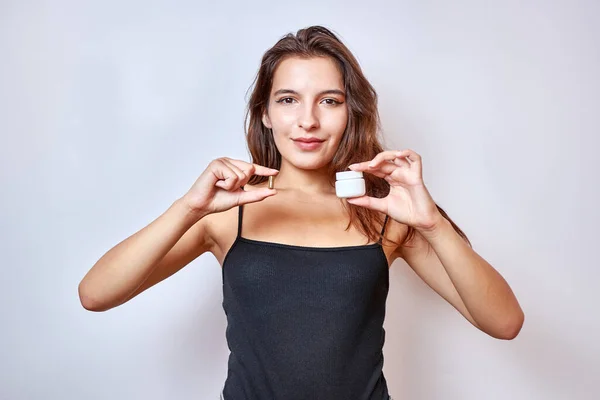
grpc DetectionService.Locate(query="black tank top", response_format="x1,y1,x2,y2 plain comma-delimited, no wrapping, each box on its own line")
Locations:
221,205,391,400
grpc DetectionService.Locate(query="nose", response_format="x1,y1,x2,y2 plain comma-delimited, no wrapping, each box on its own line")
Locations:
297,104,319,130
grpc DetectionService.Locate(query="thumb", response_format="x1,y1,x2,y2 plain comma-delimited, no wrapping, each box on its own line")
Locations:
237,188,277,205
346,195,387,213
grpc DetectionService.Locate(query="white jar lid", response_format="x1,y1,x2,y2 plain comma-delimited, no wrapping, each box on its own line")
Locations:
336,170,363,180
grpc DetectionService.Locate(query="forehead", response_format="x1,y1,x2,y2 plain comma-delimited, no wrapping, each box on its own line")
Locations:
271,56,344,92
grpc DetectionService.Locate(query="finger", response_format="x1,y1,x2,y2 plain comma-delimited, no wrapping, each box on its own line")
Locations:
348,160,390,172
215,177,239,191
226,159,279,177
212,162,241,191
351,161,398,178
348,151,405,171
221,159,246,179
395,149,421,164
237,188,277,205
393,157,410,168
250,163,279,177
359,169,387,179
347,161,371,172
221,159,250,186
367,151,403,168
346,195,387,213
225,158,256,178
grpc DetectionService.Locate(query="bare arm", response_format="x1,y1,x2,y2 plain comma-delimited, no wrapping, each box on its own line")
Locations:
78,199,211,312
399,218,524,340
346,149,524,340
78,158,278,312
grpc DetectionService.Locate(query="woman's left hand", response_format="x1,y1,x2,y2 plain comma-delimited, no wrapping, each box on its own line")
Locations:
346,149,444,231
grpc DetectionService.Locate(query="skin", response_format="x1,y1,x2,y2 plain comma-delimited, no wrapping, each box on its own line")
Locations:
205,56,395,261
81,55,523,340
204,56,524,340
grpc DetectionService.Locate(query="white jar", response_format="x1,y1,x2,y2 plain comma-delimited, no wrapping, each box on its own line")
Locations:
335,171,366,198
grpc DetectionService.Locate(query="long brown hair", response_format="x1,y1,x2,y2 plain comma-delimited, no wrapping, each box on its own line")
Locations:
244,26,470,247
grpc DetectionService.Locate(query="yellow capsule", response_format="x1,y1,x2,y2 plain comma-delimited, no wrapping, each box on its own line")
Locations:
268,175,274,189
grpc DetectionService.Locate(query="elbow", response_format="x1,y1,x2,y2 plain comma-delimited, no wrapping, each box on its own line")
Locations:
78,282,110,312
495,309,525,340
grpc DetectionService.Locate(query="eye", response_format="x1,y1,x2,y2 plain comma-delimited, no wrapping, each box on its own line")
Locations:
321,98,343,105
276,97,296,104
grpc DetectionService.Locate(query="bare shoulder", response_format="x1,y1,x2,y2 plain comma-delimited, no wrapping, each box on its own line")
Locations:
203,183,273,265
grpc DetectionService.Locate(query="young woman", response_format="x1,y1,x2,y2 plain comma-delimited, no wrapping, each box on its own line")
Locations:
79,26,524,400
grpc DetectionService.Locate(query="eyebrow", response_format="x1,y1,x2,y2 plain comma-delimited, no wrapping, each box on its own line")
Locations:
272,89,346,97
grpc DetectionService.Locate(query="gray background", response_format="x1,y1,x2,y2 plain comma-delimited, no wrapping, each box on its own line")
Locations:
1,0,598,399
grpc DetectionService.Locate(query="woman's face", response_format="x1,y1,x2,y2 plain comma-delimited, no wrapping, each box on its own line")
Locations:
262,56,348,170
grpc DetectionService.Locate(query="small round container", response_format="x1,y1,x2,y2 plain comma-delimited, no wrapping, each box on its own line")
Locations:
335,170,366,198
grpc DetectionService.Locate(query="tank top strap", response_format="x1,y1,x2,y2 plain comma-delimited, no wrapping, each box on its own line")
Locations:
237,204,244,238
378,214,389,243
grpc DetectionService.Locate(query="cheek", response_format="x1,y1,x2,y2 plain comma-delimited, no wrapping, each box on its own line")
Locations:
327,133,345,154
270,128,292,152
322,110,348,136
269,109,296,131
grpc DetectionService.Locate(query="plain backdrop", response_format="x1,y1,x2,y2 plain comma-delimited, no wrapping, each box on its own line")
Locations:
1,0,598,399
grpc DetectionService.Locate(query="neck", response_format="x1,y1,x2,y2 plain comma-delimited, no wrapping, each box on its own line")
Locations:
272,160,335,195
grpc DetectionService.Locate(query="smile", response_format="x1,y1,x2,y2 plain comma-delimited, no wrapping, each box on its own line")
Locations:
292,137,326,151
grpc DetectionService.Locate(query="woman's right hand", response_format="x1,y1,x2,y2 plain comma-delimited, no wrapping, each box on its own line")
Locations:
181,157,278,217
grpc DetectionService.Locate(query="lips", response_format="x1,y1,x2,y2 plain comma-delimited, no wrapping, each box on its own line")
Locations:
292,137,326,151
292,137,325,143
